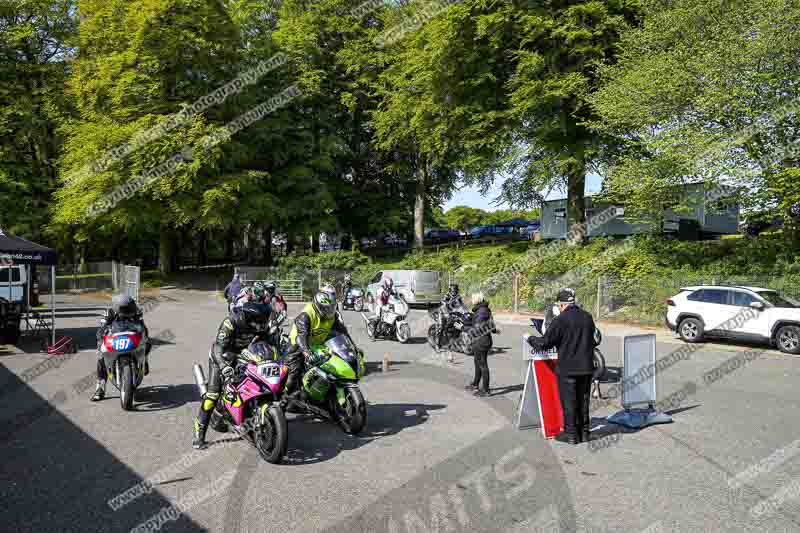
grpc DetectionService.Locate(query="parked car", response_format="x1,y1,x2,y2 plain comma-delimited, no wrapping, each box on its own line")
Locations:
424,229,460,244
468,225,515,239
365,270,441,307
665,285,800,354
382,234,408,247
520,222,541,239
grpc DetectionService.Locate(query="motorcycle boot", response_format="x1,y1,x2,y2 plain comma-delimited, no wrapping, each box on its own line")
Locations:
90,380,106,402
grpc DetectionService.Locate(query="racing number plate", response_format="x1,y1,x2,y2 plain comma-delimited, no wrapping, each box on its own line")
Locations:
113,337,132,351
257,362,281,378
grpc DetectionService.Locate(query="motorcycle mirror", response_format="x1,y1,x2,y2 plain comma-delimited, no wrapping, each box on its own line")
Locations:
531,318,544,335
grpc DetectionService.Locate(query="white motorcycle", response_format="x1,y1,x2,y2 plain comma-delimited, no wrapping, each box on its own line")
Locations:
361,294,411,343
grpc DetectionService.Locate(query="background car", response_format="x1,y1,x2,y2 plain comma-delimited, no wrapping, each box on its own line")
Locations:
665,285,800,354
468,224,515,239
424,229,460,244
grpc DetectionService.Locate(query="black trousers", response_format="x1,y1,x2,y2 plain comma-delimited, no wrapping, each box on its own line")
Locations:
471,343,490,392
557,374,591,435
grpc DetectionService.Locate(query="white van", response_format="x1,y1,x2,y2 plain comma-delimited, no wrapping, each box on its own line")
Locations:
0,265,27,344
365,270,441,307
0,265,27,305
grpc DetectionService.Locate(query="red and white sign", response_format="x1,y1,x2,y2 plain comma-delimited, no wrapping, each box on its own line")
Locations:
530,348,563,438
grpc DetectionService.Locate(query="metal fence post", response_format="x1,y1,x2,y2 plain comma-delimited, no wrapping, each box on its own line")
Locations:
596,275,602,319
318,269,322,290
513,274,519,313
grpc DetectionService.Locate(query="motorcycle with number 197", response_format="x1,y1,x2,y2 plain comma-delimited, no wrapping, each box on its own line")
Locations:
98,317,151,411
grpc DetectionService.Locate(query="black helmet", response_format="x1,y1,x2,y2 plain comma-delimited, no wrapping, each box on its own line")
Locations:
264,281,277,297
448,283,459,296
313,291,336,321
239,302,270,331
112,294,137,319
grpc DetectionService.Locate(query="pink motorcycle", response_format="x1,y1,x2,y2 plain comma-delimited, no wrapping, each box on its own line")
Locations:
193,340,289,464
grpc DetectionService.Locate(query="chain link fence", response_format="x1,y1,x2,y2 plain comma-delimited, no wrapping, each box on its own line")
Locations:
446,268,800,326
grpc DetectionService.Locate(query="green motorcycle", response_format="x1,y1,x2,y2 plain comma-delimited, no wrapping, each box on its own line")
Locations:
290,335,368,435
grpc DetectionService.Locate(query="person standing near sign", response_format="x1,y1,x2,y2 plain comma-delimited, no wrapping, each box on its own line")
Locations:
465,292,496,397
527,289,597,445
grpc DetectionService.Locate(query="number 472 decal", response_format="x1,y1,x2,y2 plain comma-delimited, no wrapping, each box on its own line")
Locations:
261,365,280,377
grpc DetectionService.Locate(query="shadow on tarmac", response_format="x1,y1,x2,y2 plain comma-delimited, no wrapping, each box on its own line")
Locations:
281,402,447,465
0,363,208,533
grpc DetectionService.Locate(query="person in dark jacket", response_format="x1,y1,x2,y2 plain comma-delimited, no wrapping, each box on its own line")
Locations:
223,272,242,305
465,292,496,397
528,288,597,445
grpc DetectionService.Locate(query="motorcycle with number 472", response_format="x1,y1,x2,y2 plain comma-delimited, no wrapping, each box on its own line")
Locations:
192,339,289,464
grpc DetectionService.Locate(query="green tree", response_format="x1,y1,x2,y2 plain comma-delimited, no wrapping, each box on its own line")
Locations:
443,206,486,232
391,0,641,243
52,0,244,273
0,0,76,240
592,0,800,246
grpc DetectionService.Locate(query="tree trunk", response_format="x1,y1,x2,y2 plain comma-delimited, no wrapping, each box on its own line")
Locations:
224,228,235,261
262,225,273,266
198,230,208,266
414,154,428,249
566,150,587,245
312,232,320,253
286,230,295,255
159,229,175,275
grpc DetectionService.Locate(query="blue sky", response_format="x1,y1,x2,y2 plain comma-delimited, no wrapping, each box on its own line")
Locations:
443,173,604,212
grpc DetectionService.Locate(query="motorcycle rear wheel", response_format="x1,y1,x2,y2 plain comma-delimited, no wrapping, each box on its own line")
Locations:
120,360,134,411
254,404,287,464
333,387,367,435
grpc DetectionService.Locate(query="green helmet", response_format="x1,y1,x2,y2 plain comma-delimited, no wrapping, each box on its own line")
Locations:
313,291,336,320
253,281,266,301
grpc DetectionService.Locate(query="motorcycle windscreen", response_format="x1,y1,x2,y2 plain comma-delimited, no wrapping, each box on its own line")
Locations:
110,319,144,334
325,335,357,361
324,335,361,376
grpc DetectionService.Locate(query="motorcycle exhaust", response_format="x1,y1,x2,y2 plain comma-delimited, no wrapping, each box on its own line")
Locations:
193,364,208,397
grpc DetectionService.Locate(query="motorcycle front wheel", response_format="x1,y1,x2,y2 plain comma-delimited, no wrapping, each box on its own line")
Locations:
354,298,364,312
254,403,288,464
396,322,410,343
427,324,441,352
119,359,135,411
332,387,367,435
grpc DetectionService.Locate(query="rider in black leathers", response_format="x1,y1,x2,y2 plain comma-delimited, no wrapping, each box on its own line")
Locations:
192,302,274,449
92,294,151,402
342,274,353,301
438,283,467,348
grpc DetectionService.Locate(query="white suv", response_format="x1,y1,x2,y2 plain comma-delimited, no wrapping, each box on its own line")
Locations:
666,286,800,355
